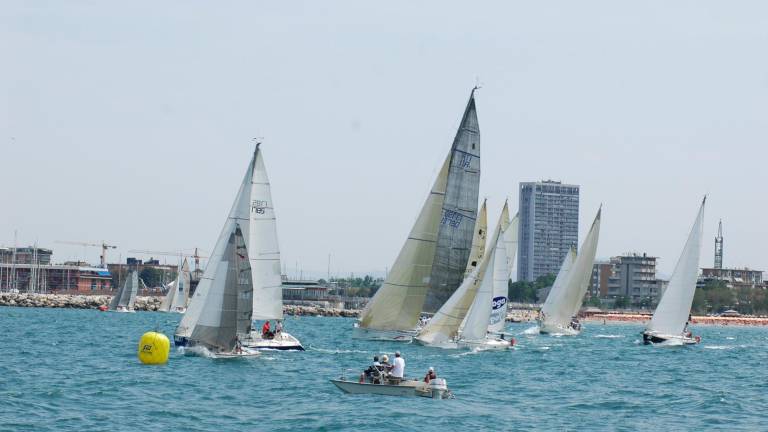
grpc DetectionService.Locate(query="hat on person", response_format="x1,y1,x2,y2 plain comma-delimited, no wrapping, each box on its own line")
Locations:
429,367,434,372
395,351,401,357
381,355,389,362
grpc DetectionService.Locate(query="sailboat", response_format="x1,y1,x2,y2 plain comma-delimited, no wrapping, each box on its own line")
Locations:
159,258,191,313
183,226,259,358
353,89,481,341
415,205,511,349
174,144,302,350
538,207,602,335
643,197,705,345
489,203,518,336
109,269,139,313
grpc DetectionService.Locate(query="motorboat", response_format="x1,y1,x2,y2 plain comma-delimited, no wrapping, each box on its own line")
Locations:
242,330,304,351
330,368,452,399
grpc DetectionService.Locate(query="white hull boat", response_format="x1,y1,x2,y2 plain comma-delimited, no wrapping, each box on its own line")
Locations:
351,324,416,342
538,321,581,336
330,377,451,399
642,330,700,345
184,345,261,358
457,337,514,350
243,331,304,351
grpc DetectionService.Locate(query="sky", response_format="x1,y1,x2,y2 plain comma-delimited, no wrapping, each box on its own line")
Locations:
1,1,767,278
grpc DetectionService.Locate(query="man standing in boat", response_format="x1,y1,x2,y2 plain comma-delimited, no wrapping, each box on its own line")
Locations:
391,351,405,383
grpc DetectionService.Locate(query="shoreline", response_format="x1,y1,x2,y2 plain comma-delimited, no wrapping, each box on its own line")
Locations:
0,293,359,317
582,312,768,327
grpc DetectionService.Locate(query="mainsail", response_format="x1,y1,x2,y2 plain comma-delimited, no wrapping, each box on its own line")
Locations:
249,146,284,321
541,208,602,329
460,209,508,341
424,89,481,312
160,258,190,312
464,200,488,279
189,226,254,352
109,270,138,310
489,203,515,333
358,155,450,331
647,198,705,336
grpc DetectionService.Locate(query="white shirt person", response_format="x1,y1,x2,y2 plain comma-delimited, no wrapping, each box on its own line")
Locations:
391,351,405,378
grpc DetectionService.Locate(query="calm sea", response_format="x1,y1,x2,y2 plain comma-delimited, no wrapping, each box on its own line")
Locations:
0,307,765,431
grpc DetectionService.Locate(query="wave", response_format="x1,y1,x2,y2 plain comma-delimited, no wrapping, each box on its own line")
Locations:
704,345,735,350
594,334,624,339
521,326,540,335
308,346,370,354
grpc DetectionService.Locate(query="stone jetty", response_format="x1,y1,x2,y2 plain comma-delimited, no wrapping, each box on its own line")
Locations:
0,293,360,317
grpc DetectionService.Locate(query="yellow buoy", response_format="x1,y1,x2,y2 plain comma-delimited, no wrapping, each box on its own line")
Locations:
138,331,170,365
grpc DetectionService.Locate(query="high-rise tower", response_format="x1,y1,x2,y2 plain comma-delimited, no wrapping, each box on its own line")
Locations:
714,219,723,269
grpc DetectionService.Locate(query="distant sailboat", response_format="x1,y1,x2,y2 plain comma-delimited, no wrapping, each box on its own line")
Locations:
175,144,302,351
354,89,481,341
643,197,705,345
539,207,602,335
109,269,138,313
159,258,191,313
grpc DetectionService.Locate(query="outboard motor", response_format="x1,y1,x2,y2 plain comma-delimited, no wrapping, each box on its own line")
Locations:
429,378,448,399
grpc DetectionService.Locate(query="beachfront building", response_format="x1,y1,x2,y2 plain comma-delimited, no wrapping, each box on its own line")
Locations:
606,253,662,304
517,180,580,282
589,260,612,298
698,267,764,290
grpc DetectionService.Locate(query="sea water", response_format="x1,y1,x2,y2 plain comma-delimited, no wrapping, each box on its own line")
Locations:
1,307,766,431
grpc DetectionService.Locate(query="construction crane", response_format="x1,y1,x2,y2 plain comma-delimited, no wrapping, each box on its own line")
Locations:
55,240,116,268
127,249,208,272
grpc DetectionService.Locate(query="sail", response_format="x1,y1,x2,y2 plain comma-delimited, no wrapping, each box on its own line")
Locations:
461,211,508,340
464,200,488,278
249,146,284,320
170,258,190,311
190,226,253,352
541,248,576,321
542,208,602,328
358,155,450,331
176,152,254,339
110,270,138,310
647,198,705,335
159,280,176,312
424,89,481,312
503,211,519,280
488,203,514,333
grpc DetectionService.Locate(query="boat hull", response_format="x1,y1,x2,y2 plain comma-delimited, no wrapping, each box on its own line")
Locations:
538,321,580,336
642,331,699,345
457,337,514,350
242,331,304,351
351,325,416,342
330,378,450,399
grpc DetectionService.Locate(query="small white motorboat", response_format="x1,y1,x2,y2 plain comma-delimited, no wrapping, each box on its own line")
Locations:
330,369,452,399
242,331,304,351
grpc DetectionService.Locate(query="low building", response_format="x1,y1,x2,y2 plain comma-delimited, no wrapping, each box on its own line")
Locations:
0,262,112,293
589,260,612,298
699,267,764,290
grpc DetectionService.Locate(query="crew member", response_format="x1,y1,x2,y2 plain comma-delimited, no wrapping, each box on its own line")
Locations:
424,367,436,383
391,351,405,382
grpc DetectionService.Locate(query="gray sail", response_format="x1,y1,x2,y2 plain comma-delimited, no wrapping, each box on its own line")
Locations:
190,226,253,352
424,89,481,312
109,270,138,310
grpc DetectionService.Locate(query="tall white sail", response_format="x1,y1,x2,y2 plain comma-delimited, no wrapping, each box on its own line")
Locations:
159,280,176,312
110,270,138,310
461,211,507,341
249,146,284,321
464,200,488,279
170,258,190,311
647,198,705,336
541,247,576,320
541,208,602,329
359,155,449,331
489,204,513,333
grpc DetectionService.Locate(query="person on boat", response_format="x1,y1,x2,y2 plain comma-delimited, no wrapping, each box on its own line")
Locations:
275,320,283,335
424,367,437,383
364,356,384,384
262,321,273,339
234,336,243,354
390,351,405,383
380,354,390,374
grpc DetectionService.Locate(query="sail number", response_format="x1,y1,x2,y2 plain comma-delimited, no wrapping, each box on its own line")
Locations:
441,209,463,228
492,296,507,310
251,200,268,215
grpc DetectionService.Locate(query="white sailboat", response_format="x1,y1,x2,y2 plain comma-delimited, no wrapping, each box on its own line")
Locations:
174,144,302,350
538,207,602,336
109,269,138,313
159,258,191,313
643,197,706,345
183,225,259,358
489,203,517,335
354,90,481,341
241,145,303,351
455,205,514,350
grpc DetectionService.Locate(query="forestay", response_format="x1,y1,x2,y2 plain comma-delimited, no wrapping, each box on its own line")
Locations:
647,198,705,336
358,155,450,332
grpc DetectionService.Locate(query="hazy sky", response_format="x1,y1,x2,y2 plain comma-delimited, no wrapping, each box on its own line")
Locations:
2,1,767,277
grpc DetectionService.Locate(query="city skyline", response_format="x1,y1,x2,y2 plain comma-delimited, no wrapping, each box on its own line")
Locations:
2,2,767,276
